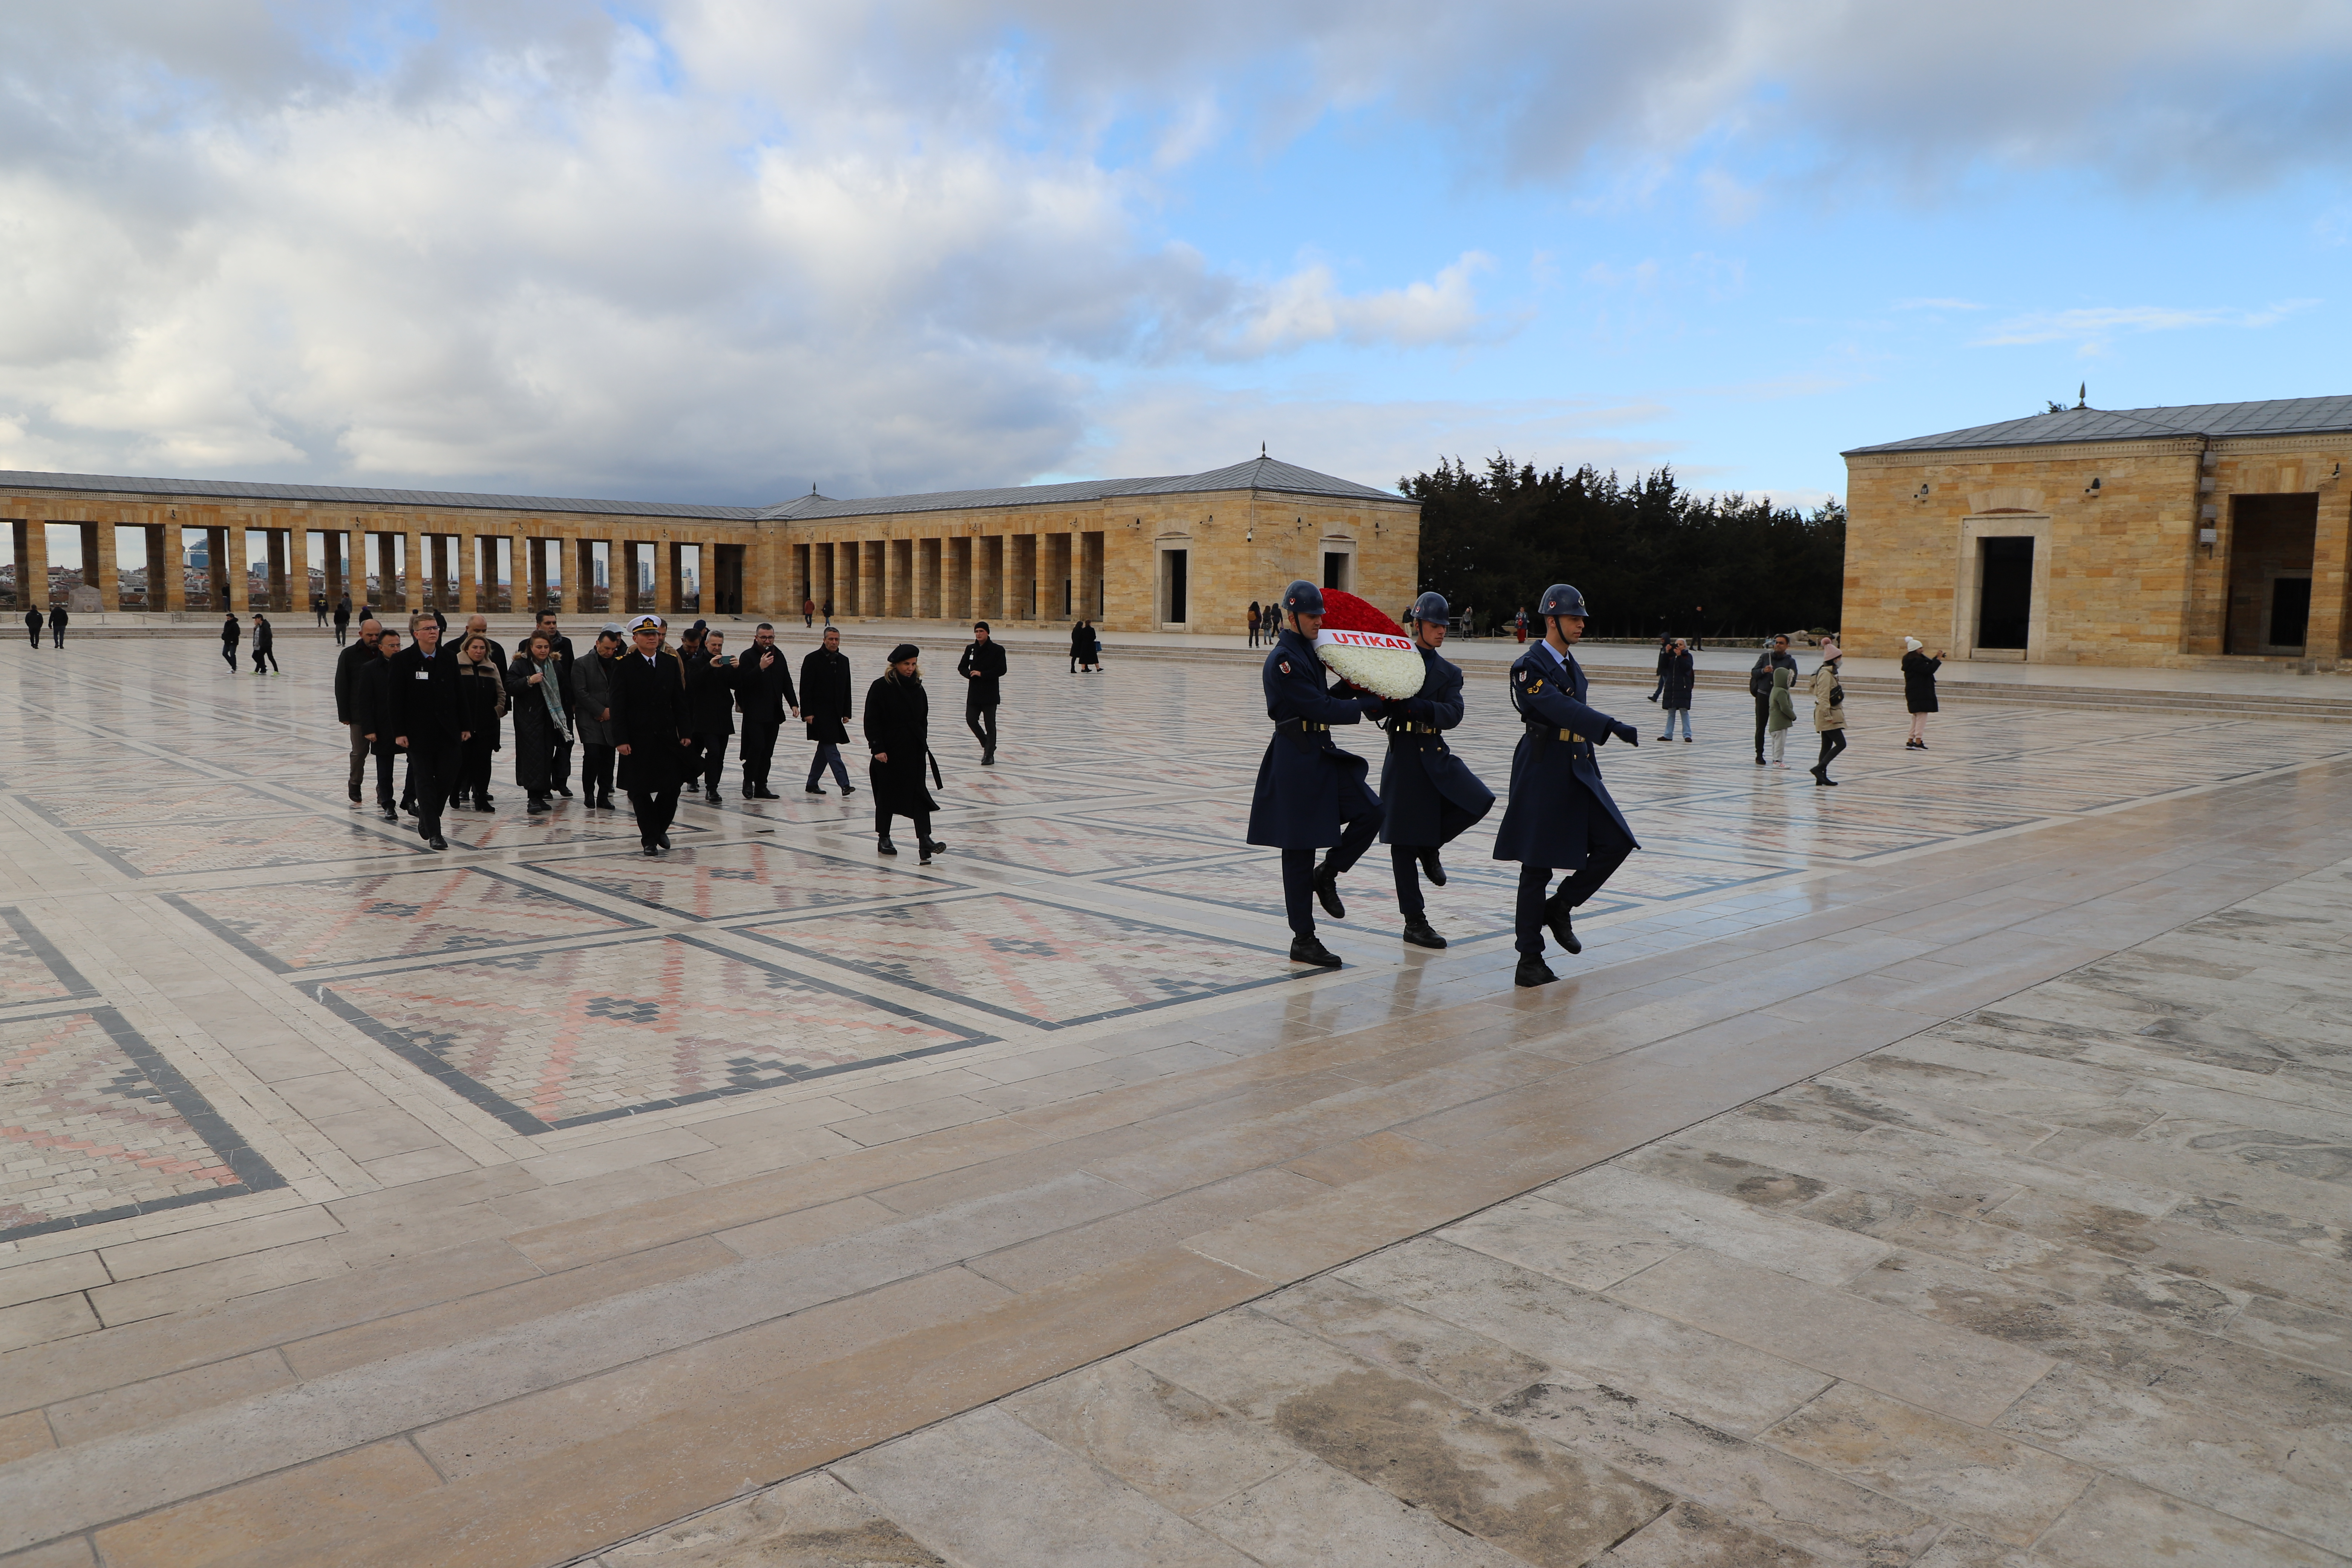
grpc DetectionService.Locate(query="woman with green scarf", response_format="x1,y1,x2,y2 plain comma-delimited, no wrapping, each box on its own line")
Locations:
506,632,576,815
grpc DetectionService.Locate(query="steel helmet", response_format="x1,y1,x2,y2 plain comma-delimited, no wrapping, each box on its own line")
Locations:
1281,579,1325,616
1537,583,1589,618
1408,591,1449,624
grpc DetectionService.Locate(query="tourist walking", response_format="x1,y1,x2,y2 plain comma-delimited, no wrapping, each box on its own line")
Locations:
1748,634,1798,766
957,621,1006,765
735,623,799,799
49,603,67,647
313,595,327,628
333,616,383,803
1765,666,1796,767
1071,617,1101,672
1513,607,1527,644
684,628,738,804
802,596,815,629
1649,634,1673,703
333,596,351,645
574,624,622,810
1248,580,1384,970
1377,592,1494,950
865,644,943,862
508,632,574,814
801,625,854,795
1656,638,1695,741
353,626,403,821
23,605,40,648
387,612,468,850
250,613,278,675
455,633,507,810
1247,602,1262,648
1902,636,1945,750
821,597,833,626
219,611,240,671
1492,583,1641,988
611,615,690,855
1810,638,1848,786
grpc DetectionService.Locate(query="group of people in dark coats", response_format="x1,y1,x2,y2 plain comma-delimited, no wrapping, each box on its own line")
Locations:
23,605,67,646
1247,578,1637,988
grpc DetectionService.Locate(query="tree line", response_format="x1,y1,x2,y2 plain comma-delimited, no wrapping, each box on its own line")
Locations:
1401,454,1846,640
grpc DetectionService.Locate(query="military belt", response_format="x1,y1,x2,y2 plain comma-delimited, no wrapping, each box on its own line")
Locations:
1286,720,1330,733
1391,721,1442,734
1526,721,1586,743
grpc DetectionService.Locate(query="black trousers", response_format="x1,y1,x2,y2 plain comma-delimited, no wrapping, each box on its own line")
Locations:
406,746,461,837
1753,694,1772,760
253,647,278,673
24,625,37,647
1512,808,1634,956
739,721,780,788
1815,729,1847,775
966,700,997,756
692,732,729,793
52,625,64,647
582,743,616,800
629,784,681,845
460,735,495,803
875,800,932,845
222,642,237,671
347,724,371,799
1391,845,1432,918
550,736,573,792
1279,807,1381,937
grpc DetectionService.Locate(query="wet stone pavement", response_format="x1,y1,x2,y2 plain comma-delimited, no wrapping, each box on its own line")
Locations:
0,632,2348,1566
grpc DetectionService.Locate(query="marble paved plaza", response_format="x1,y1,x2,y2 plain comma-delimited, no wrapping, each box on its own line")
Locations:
0,632,2349,1566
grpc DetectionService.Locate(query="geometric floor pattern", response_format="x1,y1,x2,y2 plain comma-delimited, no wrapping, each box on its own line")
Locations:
320,934,988,1130
536,839,952,921
0,1007,280,1238
744,893,1295,1027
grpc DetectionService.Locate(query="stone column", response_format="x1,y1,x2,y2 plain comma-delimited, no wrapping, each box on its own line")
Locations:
289,527,311,617
854,540,875,619
654,540,674,616
156,523,184,611
947,536,971,621
227,527,251,612
91,522,119,610
265,528,288,610
977,535,1003,620
1009,535,1037,621
1044,533,1072,620
15,519,47,611
1080,531,1104,622
401,527,423,612
916,537,940,619
2310,488,2351,662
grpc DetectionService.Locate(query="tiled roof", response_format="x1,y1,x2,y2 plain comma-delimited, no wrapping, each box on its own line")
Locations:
1845,395,2352,455
2,455,1404,526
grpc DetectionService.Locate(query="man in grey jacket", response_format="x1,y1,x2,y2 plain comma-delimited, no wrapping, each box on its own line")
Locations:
572,623,622,810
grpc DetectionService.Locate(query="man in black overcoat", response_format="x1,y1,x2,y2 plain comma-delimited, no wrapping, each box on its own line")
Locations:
334,616,383,804
49,602,66,647
684,629,741,804
352,627,403,821
1245,580,1384,969
609,614,691,854
1491,583,1641,988
23,606,41,648
735,622,800,799
799,625,854,795
864,644,943,862
956,622,1008,765
1377,591,1494,951
387,612,470,850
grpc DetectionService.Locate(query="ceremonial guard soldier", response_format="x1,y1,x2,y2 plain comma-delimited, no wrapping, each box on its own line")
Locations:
1492,583,1640,988
1379,591,1495,949
1247,580,1384,968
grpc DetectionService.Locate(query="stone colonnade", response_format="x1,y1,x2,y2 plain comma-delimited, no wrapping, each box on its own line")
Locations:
792,530,1106,625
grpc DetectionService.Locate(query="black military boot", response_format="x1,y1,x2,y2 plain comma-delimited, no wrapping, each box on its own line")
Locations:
1401,917,1446,950
1289,934,1342,968
876,837,898,856
1312,864,1346,919
1543,896,1583,955
1418,848,1446,887
1514,953,1558,988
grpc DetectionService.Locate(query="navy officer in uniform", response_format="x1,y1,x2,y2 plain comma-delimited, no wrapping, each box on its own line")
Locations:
1247,579,1384,968
1378,591,1494,949
1492,582,1640,988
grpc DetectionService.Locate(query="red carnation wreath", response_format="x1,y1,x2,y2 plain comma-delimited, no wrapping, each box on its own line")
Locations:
1311,590,1424,699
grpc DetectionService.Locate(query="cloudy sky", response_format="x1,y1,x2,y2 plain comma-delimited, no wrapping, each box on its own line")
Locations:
3,1,2348,509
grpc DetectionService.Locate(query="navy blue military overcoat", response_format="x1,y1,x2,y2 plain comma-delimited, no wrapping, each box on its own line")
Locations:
1246,628,1382,850
1378,645,1494,847
1490,642,1639,868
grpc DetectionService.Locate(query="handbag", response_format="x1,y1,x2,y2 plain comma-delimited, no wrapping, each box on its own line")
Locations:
1830,683,1844,706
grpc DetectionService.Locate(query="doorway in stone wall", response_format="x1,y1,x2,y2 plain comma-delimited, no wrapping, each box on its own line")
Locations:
1975,536,2035,653
2225,494,2318,655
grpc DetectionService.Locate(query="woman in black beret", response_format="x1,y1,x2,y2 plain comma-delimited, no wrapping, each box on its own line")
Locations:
864,644,944,863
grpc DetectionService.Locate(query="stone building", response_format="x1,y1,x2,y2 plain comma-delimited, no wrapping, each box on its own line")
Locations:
0,455,1418,634
1843,396,2351,668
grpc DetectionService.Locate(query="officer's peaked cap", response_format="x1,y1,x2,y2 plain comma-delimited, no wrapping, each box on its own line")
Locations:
1538,583,1589,617
1282,580,1325,616
1409,591,1449,623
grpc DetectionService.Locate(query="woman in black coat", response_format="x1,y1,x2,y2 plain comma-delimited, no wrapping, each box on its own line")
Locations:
862,645,942,862
1901,636,1945,750
454,633,507,811
1656,639,1695,742
507,633,576,813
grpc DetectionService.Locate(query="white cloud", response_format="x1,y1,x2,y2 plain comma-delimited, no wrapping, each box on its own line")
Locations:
1975,300,2320,347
